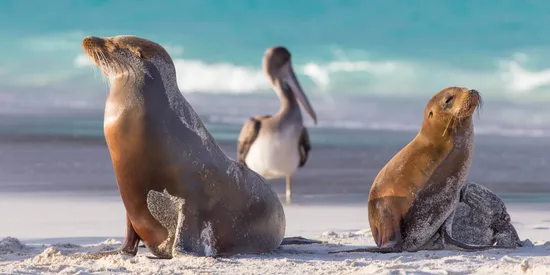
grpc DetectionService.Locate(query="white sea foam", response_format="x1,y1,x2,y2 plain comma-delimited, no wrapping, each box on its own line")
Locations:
70,49,550,97
499,58,550,92
173,59,270,93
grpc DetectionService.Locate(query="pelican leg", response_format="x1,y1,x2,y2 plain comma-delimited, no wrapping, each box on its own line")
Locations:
285,175,292,204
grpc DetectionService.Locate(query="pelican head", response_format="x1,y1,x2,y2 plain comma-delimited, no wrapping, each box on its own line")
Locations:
263,46,317,124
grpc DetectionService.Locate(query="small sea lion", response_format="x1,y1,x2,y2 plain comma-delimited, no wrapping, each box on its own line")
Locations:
332,87,517,253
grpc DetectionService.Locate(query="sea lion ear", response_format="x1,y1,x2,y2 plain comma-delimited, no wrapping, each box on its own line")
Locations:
129,47,144,58
428,111,433,118
136,49,143,58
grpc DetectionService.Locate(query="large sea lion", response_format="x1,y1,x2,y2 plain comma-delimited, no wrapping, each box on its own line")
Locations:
332,87,518,253
80,35,319,259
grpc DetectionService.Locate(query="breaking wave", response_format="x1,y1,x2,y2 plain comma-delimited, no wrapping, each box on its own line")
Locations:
71,49,550,98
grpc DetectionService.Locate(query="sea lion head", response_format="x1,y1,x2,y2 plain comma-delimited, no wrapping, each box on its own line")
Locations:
81,35,174,78
423,87,482,136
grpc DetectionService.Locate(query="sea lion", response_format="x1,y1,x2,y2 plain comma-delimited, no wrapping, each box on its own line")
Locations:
332,87,517,253
80,35,319,259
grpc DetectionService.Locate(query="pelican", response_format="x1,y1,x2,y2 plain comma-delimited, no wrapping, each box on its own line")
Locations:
237,46,317,204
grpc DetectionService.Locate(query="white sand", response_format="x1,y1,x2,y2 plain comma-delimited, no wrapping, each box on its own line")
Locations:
0,193,549,275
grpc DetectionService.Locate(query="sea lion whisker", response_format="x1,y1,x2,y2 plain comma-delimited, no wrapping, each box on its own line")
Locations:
99,51,111,84
96,50,109,75
442,114,455,137
94,51,108,81
90,51,100,80
476,95,483,119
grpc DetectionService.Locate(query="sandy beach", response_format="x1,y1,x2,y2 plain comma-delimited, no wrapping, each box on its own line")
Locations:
0,137,548,274
0,194,548,274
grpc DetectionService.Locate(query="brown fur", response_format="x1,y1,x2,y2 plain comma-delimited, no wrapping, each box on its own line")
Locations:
368,87,481,249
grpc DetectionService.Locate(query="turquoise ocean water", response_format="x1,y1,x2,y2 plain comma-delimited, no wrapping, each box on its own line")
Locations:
0,0,550,135
1,0,550,142
0,1,550,199
3,1,550,98
1,1,550,137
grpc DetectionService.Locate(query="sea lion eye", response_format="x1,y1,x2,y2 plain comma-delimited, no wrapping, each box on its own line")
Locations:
445,96,453,104
428,111,433,118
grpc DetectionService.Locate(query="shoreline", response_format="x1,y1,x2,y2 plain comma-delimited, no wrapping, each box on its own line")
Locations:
1,133,550,196
0,192,548,241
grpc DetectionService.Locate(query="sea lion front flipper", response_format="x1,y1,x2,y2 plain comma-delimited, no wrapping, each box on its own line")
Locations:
117,214,142,255
280,236,322,245
146,190,204,256
328,246,398,254
172,200,204,256
147,190,180,229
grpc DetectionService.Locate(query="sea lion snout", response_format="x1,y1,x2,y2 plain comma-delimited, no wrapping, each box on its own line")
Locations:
468,89,479,99
82,36,104,49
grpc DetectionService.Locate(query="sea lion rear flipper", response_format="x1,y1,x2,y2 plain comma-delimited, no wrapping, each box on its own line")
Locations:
443,229,515,250
75,214,140,259
280,236,322,245
328,246,398,254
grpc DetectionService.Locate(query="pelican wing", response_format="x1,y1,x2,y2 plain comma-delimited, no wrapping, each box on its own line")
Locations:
237,115,272,165
298,127,311,167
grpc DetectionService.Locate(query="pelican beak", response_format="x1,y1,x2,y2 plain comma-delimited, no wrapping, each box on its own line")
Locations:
280,62,317,124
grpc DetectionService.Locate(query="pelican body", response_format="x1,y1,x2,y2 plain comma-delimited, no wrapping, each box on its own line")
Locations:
237,46,317,203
